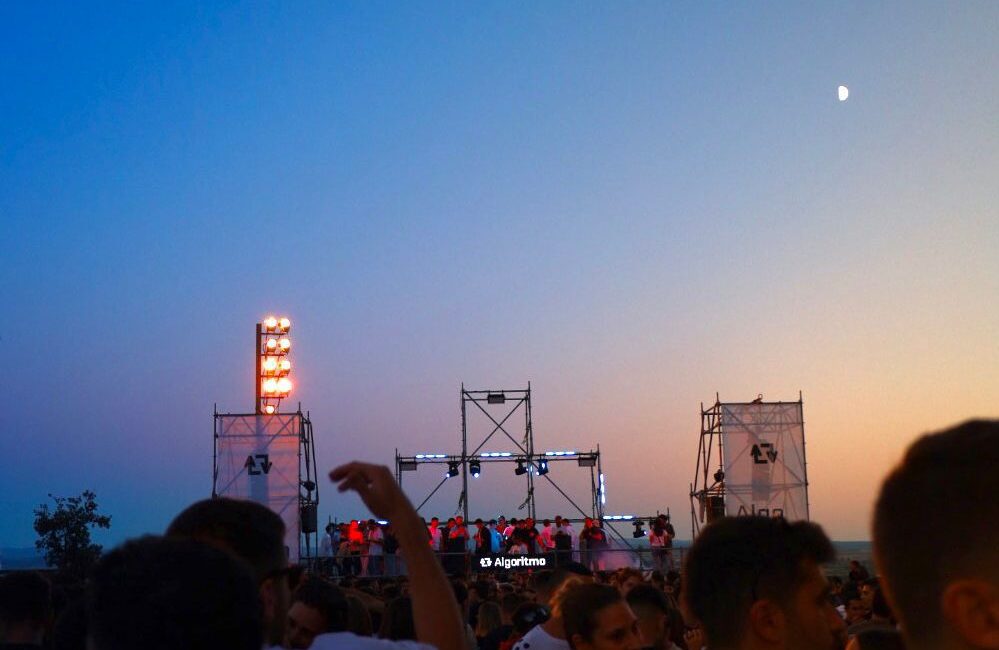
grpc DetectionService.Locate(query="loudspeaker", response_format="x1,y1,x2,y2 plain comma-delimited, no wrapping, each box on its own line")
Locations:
301,504,317,533
706,496,726,523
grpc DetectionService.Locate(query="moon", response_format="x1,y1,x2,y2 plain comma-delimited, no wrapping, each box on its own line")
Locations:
838,85,849,101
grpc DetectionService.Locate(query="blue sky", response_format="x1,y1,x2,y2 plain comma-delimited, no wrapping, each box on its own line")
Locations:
2,2,997,547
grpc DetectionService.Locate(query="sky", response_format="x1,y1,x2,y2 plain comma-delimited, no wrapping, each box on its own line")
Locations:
1,1,996,548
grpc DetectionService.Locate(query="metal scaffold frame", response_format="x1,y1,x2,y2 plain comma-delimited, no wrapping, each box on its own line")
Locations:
395,383,605,524
689,393,809,538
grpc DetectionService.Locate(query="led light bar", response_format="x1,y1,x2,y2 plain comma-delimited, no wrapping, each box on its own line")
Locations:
415,454,447,459
481,452,513,457
545,450,577,456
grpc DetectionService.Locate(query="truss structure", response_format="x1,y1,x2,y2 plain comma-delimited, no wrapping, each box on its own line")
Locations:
689,393,809,537
395,384,605,523
212,408,320,562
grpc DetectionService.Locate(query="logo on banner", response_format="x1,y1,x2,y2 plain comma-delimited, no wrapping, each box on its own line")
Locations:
751,443,778,464
245,454,273,476
478,555,549,571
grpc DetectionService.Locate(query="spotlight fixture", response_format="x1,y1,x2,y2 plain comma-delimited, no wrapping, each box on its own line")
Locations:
469,460,481,478
447,461,460,478
537,459,549,476
257,315,294,414
632,520,647,539
514,460,527,476
487,393,506,404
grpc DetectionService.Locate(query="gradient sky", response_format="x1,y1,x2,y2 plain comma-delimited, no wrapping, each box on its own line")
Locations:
2,2,997,548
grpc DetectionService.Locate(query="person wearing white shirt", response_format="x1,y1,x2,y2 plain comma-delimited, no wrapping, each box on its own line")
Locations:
367,519,384,576
539,519,555,553
428,517,443,552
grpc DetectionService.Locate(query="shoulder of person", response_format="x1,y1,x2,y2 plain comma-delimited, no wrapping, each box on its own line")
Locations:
310,632,435,650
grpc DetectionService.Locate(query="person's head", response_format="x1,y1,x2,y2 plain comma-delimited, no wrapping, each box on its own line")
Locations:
431,516,439,527
86,536,261,650
501,592,526,625
537,563,595,608
683,516,842,650
456,516,464,525
166,497,289,646
325,523,334,534
616,568,645,595
626,584,671,650
845,628,906,650
0,571,51,644
842,586,868,624
543,519,551,528
284,576,348,649
344,595,373,637
379,596,416,641
558,583,641,650
859,579,879,610
476,601,503,638
874,420,999,650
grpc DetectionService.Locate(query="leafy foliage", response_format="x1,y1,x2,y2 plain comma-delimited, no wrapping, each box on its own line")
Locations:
33,490,111,582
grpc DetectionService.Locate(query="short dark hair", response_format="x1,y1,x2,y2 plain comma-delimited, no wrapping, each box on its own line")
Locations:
626,584,670,618
559,583,625,649
683,516,835,648
87,536,261,650
874,420,999,641
166,497,286,582
0,571,51,624
292,576,348,633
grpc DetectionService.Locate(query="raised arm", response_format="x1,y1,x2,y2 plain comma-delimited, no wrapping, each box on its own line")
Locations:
330,462,464,650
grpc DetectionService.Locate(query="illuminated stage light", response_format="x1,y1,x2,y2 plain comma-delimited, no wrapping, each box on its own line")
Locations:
264,316,278,330
279,317,291,331
447,462,460,478
279,359,291,374
263,404,276,415
279,338,291,351
515,460,527,476
266,338,278,351
469,460,481,478
537,460,549,476
263,358,278,374
276,378,293,394
263,378,279,394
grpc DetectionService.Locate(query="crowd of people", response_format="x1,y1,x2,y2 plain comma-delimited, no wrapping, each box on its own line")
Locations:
319,513,676,578
0,419,996,650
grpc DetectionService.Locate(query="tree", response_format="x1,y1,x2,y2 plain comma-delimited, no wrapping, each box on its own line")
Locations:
33,490,111,582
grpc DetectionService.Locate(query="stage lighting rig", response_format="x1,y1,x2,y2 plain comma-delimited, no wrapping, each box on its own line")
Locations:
469,460,481,478
514,460,527,476
447,461,460,478
537,459,549,476
256,315,293,414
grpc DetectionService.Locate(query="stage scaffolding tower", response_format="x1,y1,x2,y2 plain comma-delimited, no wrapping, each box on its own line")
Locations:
395,383,605,524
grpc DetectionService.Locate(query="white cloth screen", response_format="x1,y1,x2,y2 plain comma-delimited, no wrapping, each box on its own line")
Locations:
720,402,809,521
215,414,301,562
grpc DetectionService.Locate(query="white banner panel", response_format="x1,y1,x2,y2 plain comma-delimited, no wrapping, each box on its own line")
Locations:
215,414,301,562
720,403,808,521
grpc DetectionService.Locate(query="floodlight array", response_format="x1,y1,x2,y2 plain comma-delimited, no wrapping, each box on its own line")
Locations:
259,315,293,413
